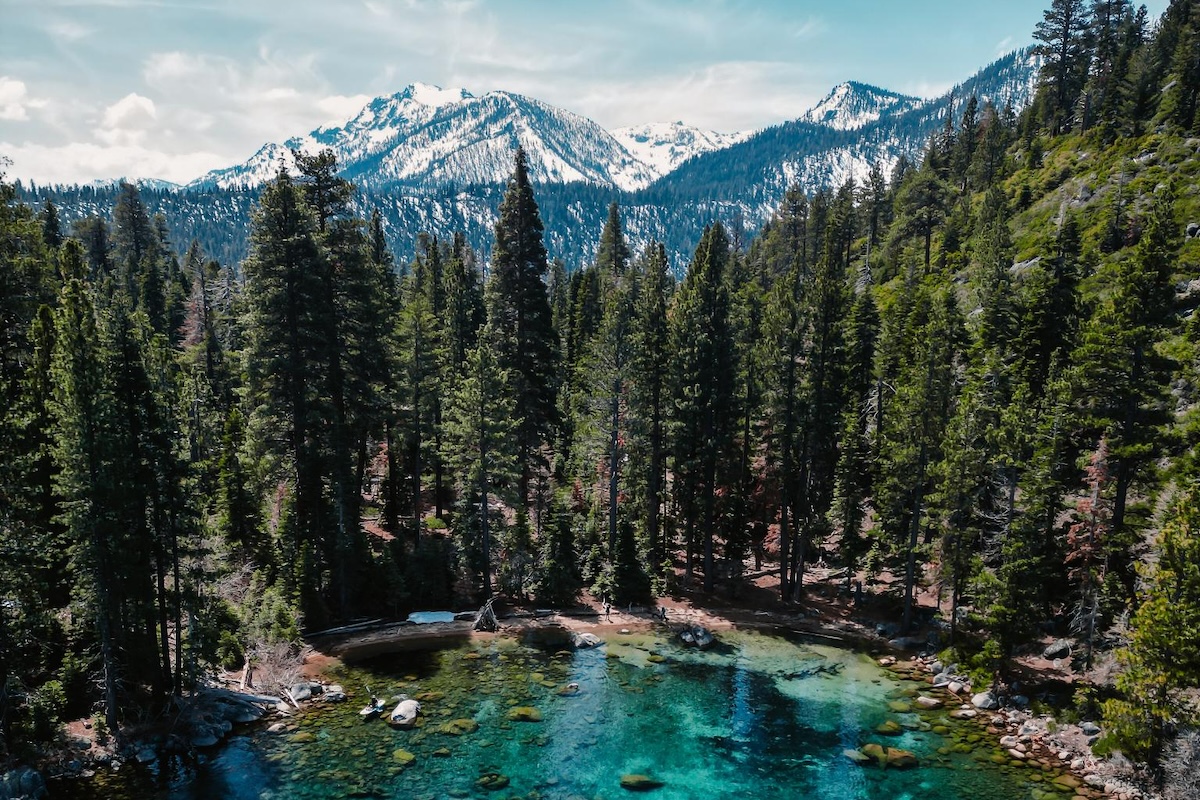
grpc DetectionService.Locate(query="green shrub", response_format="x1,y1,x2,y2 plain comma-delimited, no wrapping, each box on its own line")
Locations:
28,679,66,740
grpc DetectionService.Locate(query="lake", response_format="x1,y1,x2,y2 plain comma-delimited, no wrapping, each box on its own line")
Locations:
52,627,1064,800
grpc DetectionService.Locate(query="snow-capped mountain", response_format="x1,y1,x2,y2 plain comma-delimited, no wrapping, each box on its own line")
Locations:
799,82,921,130
35,48,1043,273
192,83,472,191
660,48,1041,203
190,82,657,192
610,122,749,180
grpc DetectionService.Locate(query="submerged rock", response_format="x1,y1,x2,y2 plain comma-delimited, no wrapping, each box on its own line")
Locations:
506,706,543,722
476,772,510,790
861,743,887,765
843,748,872,765
886,747,918,769
620,774,665,791
437,718,479,735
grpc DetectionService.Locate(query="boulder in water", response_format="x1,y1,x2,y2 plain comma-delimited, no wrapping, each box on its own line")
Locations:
886,748,919,769
572,632,603,649
861,743,887,765
843,748,872,765
680,625,715,649
620,774,665,791
389,698,421,728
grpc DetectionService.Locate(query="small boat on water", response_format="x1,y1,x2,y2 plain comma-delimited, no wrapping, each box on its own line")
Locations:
359,697,385,719
389,697,422,728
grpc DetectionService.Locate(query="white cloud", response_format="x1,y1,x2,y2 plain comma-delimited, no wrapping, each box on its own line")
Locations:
995,36,1014,56
567,61,822,132
46,19,92,41
96,92,157,145
316,93,373,124
1,140,225,186
0,77,46,121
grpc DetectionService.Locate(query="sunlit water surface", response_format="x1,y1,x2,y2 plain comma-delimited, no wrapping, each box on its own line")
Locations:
52,628,1057,800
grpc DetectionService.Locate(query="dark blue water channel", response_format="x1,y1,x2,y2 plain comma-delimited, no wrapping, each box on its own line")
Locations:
51,628,1053,799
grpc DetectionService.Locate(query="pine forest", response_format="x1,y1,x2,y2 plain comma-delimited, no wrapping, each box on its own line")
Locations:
3,2,1200,798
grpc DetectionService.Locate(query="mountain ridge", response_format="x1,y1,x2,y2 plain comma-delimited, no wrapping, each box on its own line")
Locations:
23,48,1040,273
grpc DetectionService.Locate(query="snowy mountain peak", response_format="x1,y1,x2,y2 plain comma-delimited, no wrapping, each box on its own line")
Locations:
406,82,473,108
610,121,750,180
800,81,921,130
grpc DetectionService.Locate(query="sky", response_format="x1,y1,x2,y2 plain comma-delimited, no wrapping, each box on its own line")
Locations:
0,0,1170,186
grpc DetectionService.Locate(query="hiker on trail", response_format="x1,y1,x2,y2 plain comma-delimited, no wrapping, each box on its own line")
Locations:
603,601,611,621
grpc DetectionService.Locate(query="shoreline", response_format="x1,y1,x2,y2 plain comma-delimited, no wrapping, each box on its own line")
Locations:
296,595,1149,800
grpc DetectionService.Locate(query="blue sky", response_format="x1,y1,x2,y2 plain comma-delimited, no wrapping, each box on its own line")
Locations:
0,0,1169,185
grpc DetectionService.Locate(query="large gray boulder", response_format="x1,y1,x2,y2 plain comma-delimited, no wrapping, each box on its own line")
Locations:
389,698,421,728
971,691,999,710
1043,639,1072,660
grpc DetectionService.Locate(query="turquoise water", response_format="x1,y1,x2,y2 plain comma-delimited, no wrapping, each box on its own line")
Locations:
51,628,1054,799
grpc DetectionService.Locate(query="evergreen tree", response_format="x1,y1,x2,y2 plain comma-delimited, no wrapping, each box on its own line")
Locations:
441,324,520,600
829,283,880,591
1034,0,1095,133
241,168,331,619
669,224,736,593
1103,482,1200,763
488,149,560,506
627,242,673,582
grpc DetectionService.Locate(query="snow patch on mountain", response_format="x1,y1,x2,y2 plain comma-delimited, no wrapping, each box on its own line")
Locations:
800,82,921,130
610,122,750,180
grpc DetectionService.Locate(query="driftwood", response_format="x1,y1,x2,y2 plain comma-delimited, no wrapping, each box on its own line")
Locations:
474,598,498,632
197,686,283,707
780,661,844,680
306,619,387,638
284,688,303,710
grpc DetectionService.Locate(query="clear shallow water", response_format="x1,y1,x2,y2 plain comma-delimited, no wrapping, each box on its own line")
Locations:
52,628,1053,800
